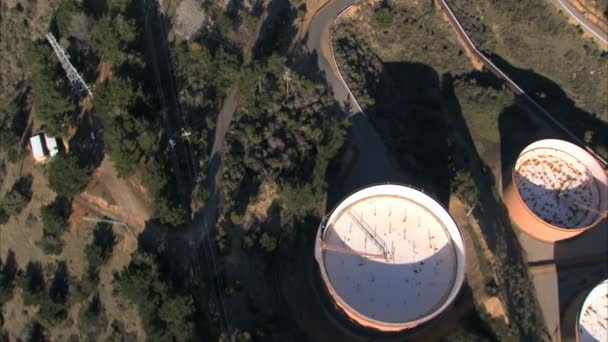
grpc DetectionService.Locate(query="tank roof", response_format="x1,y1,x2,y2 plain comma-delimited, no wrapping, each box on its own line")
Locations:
514,139,607,229
578,280,608,342
315,184,465,330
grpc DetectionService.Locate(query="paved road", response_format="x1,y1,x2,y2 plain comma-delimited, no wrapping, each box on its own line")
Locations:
307,0,361,114
306,0,402,192
555,0,608,46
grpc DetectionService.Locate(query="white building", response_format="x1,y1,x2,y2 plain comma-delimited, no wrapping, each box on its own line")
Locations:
29,132,61,163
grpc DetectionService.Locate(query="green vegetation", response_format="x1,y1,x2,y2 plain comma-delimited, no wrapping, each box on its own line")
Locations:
93,14,139,66
40,196,71,236
48,153,92,197
373,8,394,28
54,0,83,37
80,292,104,326
453,78,513,156
115,252,193,341
38,196,72,255
1,175,33,217
17,262,70,326
0,94,29,163
84,222,116,268
258,232,278,253
0,251,18,305
23,42,76,137
451,169,479,208
221,55,346,237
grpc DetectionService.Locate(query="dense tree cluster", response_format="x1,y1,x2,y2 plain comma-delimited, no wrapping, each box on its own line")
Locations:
16,262,71,326
222,56,346,229
115,252,193,341
23,42,77,137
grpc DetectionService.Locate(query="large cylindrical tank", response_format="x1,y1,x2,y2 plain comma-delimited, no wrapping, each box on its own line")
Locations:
314,184,466,332
504,139,608,242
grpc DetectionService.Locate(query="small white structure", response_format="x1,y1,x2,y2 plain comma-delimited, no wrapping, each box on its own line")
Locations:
578,279,608,342
29,132,60,163
315,184,466,331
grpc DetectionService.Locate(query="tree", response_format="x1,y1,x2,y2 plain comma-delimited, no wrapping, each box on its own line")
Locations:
1,175,32,216
84,222,116,268
0,250,18,304
81,292,103,325
54,0,83,37
48,153,91,196
116,253,193,340
40,196,72,236
0,191,28,216
23,42,76,136
93,14,137,66
451,169,479,208
258,233,277,253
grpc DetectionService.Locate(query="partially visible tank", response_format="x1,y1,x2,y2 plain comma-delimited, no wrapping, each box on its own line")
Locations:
577,279,608,342
504,139,608,242
314,184,466,332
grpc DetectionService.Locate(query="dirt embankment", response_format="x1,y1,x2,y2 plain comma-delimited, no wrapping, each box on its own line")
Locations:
576,0,608,29
435,0,485,70
449,196,509,323
74,158,152,233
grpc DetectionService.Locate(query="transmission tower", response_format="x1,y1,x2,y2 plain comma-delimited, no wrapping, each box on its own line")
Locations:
45,32,93,97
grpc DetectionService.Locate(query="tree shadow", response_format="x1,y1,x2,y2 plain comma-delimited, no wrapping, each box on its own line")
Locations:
49,261,69,304
252,0,297,60
24,262,45,294
68,113,104,170
0,249,18,288
12,174,33,201
82,0,107,18
92,220,117,255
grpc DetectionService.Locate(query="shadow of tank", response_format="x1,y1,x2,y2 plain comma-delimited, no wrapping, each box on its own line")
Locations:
504,139,608,242
314,184,466,332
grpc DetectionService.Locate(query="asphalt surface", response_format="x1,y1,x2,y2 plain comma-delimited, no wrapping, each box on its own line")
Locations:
306,0,403,192
307,0,361,114
555,0,608,45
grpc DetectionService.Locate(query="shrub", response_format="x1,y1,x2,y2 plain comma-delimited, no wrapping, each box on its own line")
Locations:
373,8,394,28
451,169,479,208
37,235,64,255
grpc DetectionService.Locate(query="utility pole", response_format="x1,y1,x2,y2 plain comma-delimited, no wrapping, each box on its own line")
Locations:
45,32,93,97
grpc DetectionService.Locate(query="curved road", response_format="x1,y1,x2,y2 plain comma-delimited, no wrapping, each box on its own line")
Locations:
307,0,402,192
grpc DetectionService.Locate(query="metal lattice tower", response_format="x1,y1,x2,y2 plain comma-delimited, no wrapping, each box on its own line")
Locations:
45,32,92,97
